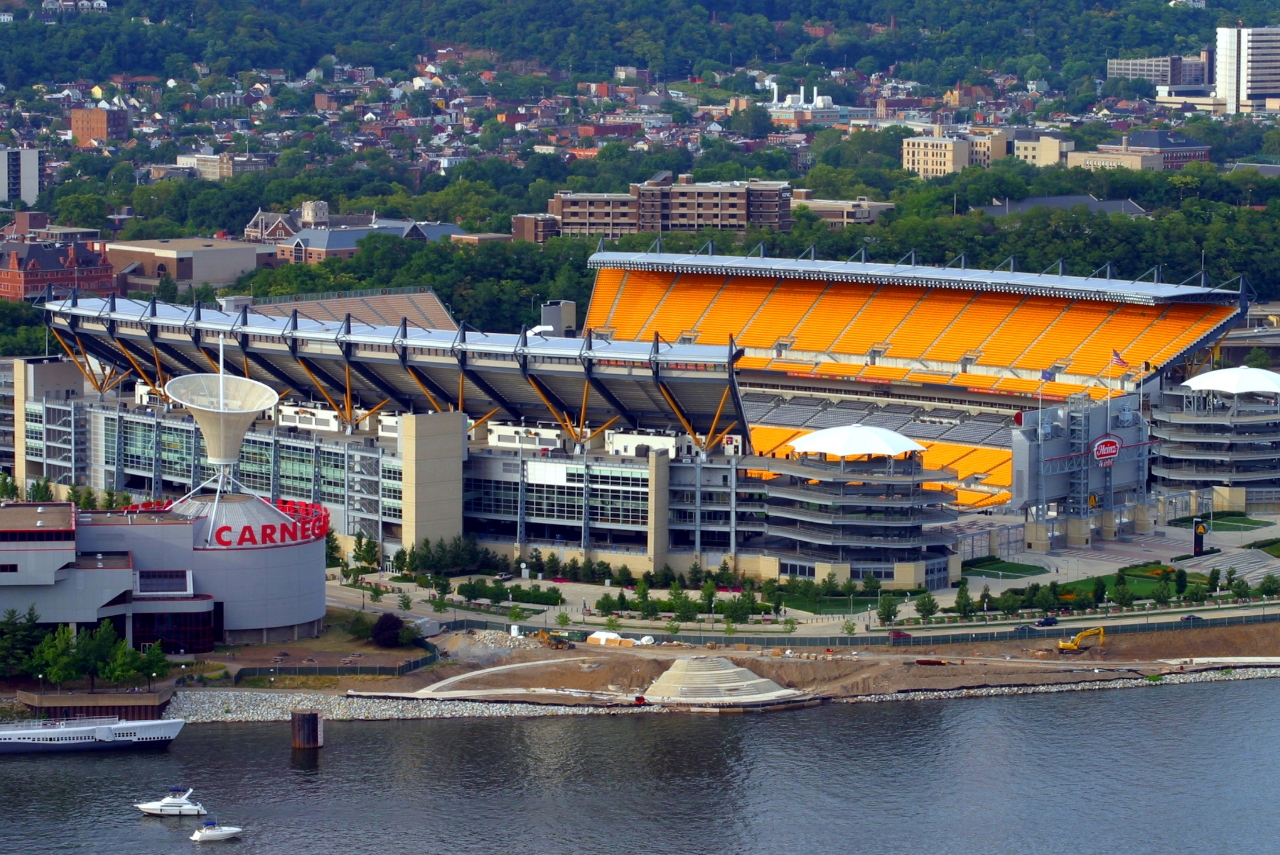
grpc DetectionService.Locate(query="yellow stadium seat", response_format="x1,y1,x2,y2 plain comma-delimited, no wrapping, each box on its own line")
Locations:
976,299,1069,367
1066,304,1164,376
885,290,976,359
858,364,911,381
736,356,772,370
834,285,921,354
638,274,727,340
608,271,677,340
790,283,878,352
738,279,828,348
585,268,626,330
696,276,777,345
925,293,1024,362
749,426,808,456
1015,301,1113,370
815,362,864,378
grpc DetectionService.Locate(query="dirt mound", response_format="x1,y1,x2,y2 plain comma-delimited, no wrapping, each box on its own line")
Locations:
454,655,669,694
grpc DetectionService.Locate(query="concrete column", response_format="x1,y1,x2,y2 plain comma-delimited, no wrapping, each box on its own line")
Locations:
646,449,669,572
1025,521,1052,553
1156,495,1168,526
1066,516,1092,548
815,562,850,585
1100,511,1118,540
1213,485,1247,514
1133,503,1154,535
400,411,465,550
947,553,962,584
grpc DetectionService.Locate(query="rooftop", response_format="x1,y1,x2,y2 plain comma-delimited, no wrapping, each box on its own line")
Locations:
106,238,255,253
0,502,75,531
587,251,1238,306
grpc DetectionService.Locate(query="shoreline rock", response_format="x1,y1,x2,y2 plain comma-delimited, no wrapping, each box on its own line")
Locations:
841,667,1280,704
165,690,664,723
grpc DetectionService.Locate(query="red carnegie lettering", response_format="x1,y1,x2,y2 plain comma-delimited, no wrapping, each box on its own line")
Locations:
279,521,298,543
261,524,277,544
300,519,312,539
215,526,233,546
237,525,258,546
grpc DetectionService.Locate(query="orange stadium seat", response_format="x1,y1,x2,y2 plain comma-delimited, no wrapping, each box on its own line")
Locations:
858,365,911,381
1145,304,1235,367
695,276,777,345
949,373,999,389
790,283,878,352
975,298,1069,367
925,293,1024,362
769,359,818,373
1066,304,1165,376
995,377,1043,394
607,271,676,340
833,285,922,354
885,290,976,359
738,279,828,347
638,274,726,340
736,356,772,370
585,268,626,329
814,362,864,378
1015,301,1114,370
750,426,808,456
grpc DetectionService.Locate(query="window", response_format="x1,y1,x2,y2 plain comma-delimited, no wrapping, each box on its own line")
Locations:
0,564,16,573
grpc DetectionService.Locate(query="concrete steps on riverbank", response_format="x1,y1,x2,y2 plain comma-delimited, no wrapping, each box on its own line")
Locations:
1174,549,1280,583
643,656,807,708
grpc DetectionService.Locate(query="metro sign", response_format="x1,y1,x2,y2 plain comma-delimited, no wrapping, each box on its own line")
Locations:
1092,435,1122,464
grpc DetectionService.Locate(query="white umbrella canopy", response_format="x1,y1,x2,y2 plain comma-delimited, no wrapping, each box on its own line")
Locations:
788,425,925,458
1183,366,1280,396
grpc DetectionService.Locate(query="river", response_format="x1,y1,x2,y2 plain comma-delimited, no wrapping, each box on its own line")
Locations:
1,679,1272,854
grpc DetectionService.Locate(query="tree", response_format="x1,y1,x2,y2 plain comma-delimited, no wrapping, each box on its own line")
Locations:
782,617,798,634
1113,586,1136,608
594,593,617,615
140,641,171,684
1033,587,1057,612
1115,570,1128,589
842,619,858,635
700,579,717,617
1151,581,1172,605
1260,574,1280,597
27,479,52,502
398,593,413,611
665,619,682,638
555,611,571,628
1174,569,1189,596
508,604,529,623
56,193,109,230
1207,568,1221,593
33,624,80,690
862,574,881,597
603,615,622,632
1244,347,1272,370
369,587,384,604
77,488,97,511
877,597,899,626
1186,584,1208,604
728,103,775,139
398,622,422,646
371,612,405,647
76,619,118,692
996,590,1021,617
1092,575,1108,605
954,580,975,618
820,571,839,597
1226,568,1238,589
914,592,939,620
0,606,43,686
1232,579,1252,599
102,640,143,690
347,613,373,640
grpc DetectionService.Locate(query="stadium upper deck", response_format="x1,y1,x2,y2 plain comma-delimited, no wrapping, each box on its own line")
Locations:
585,252,1242,393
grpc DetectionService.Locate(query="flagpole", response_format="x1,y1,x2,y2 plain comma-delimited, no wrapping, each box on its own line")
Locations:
1038,373,1045,524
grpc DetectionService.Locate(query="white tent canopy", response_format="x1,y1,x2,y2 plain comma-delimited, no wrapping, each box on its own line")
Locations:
1183,366,1280,396
789,425,925,458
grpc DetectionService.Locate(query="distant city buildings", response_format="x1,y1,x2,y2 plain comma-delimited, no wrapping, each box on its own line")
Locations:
175,151,271,181
0,148,44,205
1107,52,1213,88
791,189,895,226
900,129,1008,178
1065,131,1211,171
1217,26,1280,114
0,240,114,301
70,107,128,147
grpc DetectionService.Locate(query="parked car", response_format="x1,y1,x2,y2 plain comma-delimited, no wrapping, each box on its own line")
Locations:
1035,616,1059,627
493,573,514,582
888,630,912,639
1180,614,1206,623
1011,624,1037,636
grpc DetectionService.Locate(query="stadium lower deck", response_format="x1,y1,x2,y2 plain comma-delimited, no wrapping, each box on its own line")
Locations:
586,252,1241,511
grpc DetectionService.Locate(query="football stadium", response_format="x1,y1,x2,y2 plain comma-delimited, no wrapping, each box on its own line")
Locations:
33,249,1245,590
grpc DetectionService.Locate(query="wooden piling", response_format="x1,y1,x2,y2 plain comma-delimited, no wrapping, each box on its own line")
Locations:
291,709,323,748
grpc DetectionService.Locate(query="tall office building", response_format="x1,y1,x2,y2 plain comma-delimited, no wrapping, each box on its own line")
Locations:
1216,26,1280,114
0,148,42,206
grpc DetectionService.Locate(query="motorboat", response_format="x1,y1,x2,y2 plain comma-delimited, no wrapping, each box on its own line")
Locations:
134,787,207,816
191,819,243,842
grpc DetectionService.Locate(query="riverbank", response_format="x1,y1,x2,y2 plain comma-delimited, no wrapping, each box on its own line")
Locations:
164,690,664,723
843,666,1280,704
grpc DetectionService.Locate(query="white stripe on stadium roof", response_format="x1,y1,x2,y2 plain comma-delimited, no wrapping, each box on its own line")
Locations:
587,252,1238,306
45,296,733,366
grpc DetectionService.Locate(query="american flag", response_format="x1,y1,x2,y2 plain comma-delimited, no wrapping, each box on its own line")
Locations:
1111,350,1130,368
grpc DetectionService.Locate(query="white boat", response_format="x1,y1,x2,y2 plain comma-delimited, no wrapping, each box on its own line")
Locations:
0,716,184,754
135,787,207,816
191,820,243,842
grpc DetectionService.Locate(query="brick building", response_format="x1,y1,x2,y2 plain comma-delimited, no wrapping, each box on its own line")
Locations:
1066,131,1211,171
0,241,115,301
70,108,129,147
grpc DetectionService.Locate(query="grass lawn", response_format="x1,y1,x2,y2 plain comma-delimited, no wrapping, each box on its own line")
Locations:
1170,515,1274,533
1056,570,1209,601
962,560,1049,580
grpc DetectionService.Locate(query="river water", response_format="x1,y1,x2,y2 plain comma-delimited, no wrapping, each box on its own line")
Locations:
1,679,1272,854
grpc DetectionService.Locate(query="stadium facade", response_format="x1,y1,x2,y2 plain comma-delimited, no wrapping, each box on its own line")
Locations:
33,250,1245,587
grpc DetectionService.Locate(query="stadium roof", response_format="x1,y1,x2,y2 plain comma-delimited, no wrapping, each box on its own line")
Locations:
44,295,756,451
588,251,1242,307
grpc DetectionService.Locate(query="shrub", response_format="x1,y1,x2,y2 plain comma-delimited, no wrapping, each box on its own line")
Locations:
603,615,622,632
348,613,373,640
398,622,422,646
842,619,858,635
371,612,405,647
555,611,571,628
